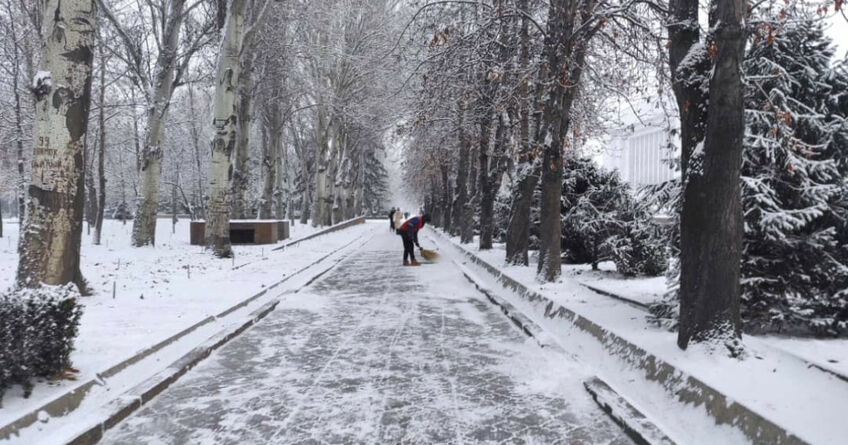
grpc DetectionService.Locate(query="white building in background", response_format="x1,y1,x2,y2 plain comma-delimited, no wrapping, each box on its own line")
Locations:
601,104,678,187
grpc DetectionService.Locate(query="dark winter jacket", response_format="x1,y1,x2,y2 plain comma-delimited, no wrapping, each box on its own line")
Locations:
399,216,426,245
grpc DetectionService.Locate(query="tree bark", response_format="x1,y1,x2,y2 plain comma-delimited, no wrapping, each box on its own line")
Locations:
85,141,97,233
206,0,248,258
130,0,189,247
453,102,473,243
259,118,276,219
11,13,27,223
676,0,746,350
16,0,96,290
187,83,206,219
324,129,339,225
477,114,495,250
312,105,329,227
230,54,254,219
536,0,569,282
440,162,451,229
504,0,536,265
536,0,595,282
94,38,107,245
275,136,287,220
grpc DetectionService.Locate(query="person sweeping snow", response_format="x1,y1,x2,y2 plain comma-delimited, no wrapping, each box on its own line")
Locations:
397,213,431,266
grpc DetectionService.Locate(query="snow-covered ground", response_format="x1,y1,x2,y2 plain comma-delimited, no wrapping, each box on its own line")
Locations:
561,260,666,306
97,231,632,445
0,217,366,427
559,254,848,380
473,239,848,380
433,234,848,445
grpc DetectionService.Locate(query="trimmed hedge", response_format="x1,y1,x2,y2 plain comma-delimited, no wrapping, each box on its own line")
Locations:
0,284,82,399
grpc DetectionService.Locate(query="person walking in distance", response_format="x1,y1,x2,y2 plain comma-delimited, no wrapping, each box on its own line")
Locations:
397,213,431,266
392,208,403,233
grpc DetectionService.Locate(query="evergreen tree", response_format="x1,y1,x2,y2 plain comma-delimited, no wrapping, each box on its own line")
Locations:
741,12,848,335
561,157,667,276
561,157,627,267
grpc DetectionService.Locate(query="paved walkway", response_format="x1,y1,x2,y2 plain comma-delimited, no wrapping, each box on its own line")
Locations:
101,228,632,444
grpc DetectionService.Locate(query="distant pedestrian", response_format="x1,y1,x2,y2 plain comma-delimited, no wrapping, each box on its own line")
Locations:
397,213,431,266
389,207,396,231
393,208,403,232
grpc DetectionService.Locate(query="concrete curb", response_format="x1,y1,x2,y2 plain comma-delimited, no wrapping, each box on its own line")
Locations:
431,230,809,445
272,216,366,251
0,225,370,442
573,281,848,385
451,259,556,350
578,282,650,310
584,376,676,445
65,299,281,445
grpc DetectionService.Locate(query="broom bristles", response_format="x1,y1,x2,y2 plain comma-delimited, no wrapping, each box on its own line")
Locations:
419,248,439,261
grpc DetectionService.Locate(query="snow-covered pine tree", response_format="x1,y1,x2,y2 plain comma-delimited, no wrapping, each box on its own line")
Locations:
561,157,626,268
741,11,848,335
561,157,667,276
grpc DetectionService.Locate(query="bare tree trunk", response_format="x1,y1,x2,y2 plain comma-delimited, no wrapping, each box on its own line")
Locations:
299,180,310,224
331,133,346,224
16,0,96,290
12,35,26,223
171,180,178,233
130,0,189,247
440,162,451,229
93,39,107,245
536,0,596,282
477,114,495,250
275,137,286,220
312,105,328,227
230,55,254,219
187,83,206,219
259,120,275,219
452,101,473,242
676,0,746,350
504,0,535,265
324,130,339,226
206,0,248,258
85,140,97,234
129,85,142,194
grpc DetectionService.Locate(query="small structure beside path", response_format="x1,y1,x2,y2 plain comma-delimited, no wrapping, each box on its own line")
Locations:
190,220,290,245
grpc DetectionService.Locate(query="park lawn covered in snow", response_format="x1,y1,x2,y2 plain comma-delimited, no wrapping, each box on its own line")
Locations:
0,217,370,424
432,232,848,445
561,260,666,306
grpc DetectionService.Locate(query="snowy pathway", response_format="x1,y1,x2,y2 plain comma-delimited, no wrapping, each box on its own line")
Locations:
100,229,632,444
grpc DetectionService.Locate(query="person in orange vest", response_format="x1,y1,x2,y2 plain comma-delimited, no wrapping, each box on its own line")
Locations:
397,213,431,266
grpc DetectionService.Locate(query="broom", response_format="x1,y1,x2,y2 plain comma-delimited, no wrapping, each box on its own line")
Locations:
419,247,439,261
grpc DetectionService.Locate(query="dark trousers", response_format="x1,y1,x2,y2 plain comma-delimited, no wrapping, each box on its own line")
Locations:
400,232,415,261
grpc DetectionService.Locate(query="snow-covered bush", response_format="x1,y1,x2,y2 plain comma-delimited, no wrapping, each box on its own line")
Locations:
0,284,82,398
561,157,667,276
607,217,669,277
493,185,512,243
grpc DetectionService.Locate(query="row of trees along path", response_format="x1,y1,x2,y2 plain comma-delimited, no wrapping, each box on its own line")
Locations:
2,0,845,398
